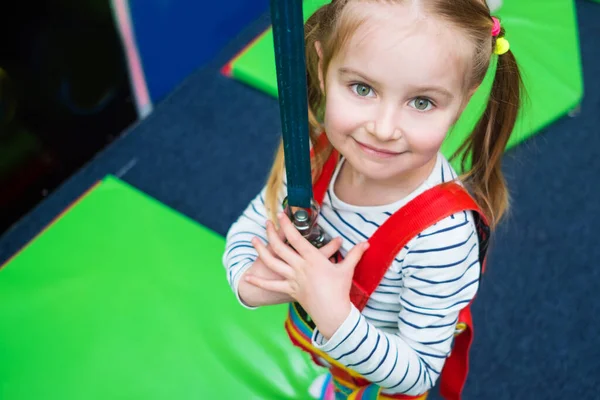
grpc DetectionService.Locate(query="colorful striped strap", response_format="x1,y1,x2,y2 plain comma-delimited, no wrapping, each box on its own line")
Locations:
286,304,427,400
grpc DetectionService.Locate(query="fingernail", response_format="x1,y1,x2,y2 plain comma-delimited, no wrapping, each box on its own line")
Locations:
363,242,370,250
277,212,284,219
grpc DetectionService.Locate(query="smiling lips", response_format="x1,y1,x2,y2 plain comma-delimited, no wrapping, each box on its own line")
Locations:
354,139,403,158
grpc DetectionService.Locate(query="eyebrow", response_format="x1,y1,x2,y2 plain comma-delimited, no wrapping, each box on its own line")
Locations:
414,86,455,100
339,67,381,87
339,67,454,100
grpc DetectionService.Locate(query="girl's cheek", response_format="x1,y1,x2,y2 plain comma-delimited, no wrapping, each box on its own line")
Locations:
325,94,365,130
403,115,450,152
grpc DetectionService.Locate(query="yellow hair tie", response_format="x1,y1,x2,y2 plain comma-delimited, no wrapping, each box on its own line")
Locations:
494,37,510,55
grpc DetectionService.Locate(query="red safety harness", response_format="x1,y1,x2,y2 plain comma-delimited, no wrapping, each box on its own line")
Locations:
285,135,490,399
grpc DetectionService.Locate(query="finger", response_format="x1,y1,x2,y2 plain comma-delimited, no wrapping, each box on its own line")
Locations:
244,274,293,294
252,237,295,279
319,237,343,259
341,241,370,269
266,218,304,266
265,220,287,248
274,220,286,242
277,212,317,256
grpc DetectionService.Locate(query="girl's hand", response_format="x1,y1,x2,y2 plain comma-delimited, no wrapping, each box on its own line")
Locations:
246,213,370,339
239,220,342,308
238,259,294,307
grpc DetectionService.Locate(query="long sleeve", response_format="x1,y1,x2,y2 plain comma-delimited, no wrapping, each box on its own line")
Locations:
311,211,481,396
222,179,288,308
222,187,270,308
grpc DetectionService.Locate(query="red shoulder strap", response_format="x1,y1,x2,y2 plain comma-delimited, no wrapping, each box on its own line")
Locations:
439,306,474,400
349,182,488,310
348,183,488,400
311,133,339,206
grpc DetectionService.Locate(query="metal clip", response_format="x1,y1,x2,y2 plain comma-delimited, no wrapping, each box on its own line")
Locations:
282,197,331,248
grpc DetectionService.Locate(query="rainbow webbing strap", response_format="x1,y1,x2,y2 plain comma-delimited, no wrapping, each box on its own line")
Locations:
286,303,428,400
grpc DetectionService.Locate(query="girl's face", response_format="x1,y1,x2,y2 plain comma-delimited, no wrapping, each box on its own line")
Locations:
319,1,475,186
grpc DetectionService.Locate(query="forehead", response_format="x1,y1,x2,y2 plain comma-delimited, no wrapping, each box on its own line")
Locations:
333,1,472,91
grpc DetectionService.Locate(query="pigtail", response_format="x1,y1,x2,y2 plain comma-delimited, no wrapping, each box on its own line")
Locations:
455,46,523,229
264,4,335,223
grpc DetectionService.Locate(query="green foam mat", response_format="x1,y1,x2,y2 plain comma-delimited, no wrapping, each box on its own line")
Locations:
225,0,584,168
0,176,321,399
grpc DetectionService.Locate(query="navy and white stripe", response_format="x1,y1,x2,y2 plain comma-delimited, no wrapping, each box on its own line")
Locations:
223,153,481,396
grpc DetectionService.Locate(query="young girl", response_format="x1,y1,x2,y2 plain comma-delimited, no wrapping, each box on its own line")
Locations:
223,0,522,398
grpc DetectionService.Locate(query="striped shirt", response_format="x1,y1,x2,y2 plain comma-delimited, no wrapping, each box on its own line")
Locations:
222,153,481,396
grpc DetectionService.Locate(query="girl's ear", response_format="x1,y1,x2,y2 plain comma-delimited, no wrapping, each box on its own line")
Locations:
315,41,325,93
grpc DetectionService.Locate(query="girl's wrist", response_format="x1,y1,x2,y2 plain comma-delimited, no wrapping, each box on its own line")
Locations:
311,300,352,341
238,269,293,307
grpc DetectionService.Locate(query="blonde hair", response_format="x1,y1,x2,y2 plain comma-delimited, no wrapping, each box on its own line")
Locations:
265,0,523,229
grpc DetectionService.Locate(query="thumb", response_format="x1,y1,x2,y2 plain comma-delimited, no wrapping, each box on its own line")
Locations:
341,241,370,269
319,237,343,259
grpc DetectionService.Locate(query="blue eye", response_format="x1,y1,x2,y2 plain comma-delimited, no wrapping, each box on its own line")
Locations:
351,83,374,97
410,97,433,111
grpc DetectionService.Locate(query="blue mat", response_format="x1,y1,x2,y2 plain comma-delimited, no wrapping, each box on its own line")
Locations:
1,1,599,398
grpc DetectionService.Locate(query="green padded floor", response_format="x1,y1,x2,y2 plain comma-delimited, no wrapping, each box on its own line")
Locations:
0,176,321,400
226,0,584,169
